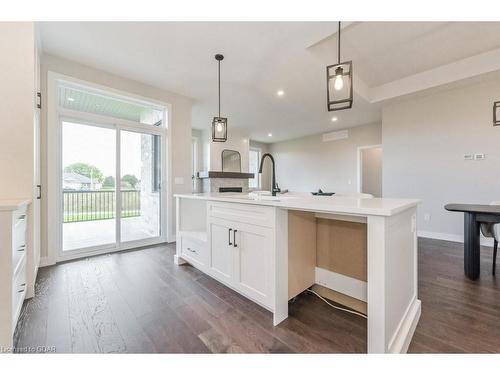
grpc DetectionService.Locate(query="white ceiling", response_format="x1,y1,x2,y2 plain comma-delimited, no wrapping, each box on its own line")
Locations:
39,22,500,142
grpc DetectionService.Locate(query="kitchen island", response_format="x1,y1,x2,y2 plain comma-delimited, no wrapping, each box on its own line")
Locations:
174,192,420,353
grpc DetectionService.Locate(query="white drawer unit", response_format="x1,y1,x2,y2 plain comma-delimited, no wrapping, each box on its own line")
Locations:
207,201,275,228
180,235,208,268
12,259,27,330
0,200,30,349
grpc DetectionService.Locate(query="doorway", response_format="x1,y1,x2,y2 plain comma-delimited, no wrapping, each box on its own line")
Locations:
48,74,169,263
61,120,163,258
358,145,383,197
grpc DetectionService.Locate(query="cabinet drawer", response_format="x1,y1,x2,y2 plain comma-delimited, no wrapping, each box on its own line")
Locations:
12,259,27,329
208,201,275,228
12,210,27,253
181,236,207,267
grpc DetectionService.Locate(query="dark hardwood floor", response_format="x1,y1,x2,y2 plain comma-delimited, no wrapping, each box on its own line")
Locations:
13,238,500,353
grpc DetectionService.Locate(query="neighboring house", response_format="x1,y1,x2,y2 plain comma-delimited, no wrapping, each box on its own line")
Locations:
63,172,102,190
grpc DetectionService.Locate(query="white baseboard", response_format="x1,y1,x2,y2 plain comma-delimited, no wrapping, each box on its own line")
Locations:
388,298,421,353
39,256,55,268
418,230,494,247
315,267,367,302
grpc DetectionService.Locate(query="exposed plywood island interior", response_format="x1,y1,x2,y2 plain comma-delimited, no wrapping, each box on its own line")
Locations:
174,193,421,353
288,211,368,314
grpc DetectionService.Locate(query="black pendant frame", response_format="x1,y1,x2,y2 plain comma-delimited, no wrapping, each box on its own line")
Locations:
327,60,353,112
494,101,500,126
326,21,353,112
212,54,228,142
212,116,228,142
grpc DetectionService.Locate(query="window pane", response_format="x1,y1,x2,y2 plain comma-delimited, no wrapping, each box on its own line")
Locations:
59,85,165,126
120,131,161,242
249,149,260,189
62,121,116,251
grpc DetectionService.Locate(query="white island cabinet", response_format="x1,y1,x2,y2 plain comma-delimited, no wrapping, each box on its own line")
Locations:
174,193,421,353
207,201,275,309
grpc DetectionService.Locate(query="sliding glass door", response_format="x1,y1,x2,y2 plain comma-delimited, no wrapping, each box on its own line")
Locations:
120,130,161,243
62,120,117,251
61,120,163,256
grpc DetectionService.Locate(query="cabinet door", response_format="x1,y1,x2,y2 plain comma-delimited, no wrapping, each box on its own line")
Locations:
209,221,234,283
233,223,274,308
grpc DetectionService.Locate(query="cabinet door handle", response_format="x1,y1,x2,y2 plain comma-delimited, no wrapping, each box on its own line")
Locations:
228,228,232,246
233,230,238,248
186,247,196,253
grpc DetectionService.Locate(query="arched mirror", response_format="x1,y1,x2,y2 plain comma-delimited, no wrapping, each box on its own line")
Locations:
221,149,241,172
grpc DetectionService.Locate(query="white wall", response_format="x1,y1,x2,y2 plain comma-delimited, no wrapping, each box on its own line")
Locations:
249,140,272,191
382,76,500,241
194,128,251,173
269,123,382,193
192,129,204,173
209,130,250,173
361,147,382,197
0,22,35,199
40,54,192,258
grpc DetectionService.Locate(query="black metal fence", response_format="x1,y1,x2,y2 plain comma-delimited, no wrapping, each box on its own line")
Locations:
63,190,141,223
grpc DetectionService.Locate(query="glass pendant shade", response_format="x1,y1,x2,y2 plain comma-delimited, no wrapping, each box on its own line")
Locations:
212,116,227,142
494,101,500,126
327,60,353,111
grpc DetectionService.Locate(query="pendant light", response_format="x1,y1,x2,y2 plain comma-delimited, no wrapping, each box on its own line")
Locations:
327,22,353,111
212,54,227,142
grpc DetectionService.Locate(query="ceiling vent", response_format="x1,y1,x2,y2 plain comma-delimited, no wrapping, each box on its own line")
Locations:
322,129,348,142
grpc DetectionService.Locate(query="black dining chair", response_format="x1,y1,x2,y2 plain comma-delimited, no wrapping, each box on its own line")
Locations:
480,202,500,275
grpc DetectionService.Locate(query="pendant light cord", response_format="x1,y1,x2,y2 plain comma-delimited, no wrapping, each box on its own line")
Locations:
337,21,341,64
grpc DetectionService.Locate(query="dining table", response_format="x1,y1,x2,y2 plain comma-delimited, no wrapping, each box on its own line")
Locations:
444,203,500,280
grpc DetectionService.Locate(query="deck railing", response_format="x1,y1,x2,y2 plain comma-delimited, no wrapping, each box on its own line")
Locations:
63,190,141,223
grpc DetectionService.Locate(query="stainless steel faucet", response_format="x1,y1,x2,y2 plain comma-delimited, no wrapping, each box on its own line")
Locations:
258,153,280,196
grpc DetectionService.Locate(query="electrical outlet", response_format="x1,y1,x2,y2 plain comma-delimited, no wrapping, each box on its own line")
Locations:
348,179,352,185
424,213,431,222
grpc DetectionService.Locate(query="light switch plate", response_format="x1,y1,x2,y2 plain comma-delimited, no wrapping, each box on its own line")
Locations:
174,177,184,185
463,154,474,160
474,153,486,160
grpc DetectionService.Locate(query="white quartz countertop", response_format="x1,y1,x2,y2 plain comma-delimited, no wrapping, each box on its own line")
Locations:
174,192,419,217
0,199,31,211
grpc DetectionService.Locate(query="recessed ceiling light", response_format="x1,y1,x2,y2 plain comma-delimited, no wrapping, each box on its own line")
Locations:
331,117,338,122
268,133,273,137
277,90,284,97
67,97,75,102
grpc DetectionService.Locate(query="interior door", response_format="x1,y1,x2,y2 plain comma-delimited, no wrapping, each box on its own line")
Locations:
209,219,234,283
233,223,273,307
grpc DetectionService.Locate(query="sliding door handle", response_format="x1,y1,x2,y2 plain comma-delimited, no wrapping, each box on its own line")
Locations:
233,230,238,247
36,185,41,199
228,228,232,246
